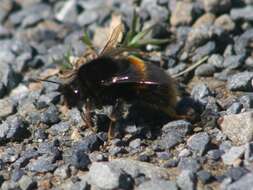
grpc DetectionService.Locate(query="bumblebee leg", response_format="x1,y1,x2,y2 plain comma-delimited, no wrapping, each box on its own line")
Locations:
107,99,124,140
108,117,116,140
79,100,96,133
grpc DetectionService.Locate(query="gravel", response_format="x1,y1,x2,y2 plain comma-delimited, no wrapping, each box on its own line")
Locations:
1,0,253,189
219,111,253,145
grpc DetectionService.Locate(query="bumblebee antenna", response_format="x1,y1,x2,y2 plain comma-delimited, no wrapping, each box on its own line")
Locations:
30,78,62,85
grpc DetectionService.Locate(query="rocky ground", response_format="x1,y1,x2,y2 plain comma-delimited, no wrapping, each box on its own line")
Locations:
0,0,253,189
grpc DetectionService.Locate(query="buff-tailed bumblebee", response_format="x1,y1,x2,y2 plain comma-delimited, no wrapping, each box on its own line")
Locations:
40,23,183,138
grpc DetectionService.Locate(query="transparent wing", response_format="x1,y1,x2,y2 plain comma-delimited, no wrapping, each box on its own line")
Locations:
99,24,124,56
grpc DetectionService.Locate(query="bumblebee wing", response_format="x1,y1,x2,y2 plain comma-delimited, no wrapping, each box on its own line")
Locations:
101,56,173,86
99,24,124,56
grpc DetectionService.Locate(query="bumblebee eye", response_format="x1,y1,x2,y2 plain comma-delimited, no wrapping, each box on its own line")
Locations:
74,89,79,94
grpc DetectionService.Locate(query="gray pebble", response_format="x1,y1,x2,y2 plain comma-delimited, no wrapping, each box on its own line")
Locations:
227,173,253,190
197,170,212,184
231,6,253,22
192,41,216,62
137,179,178,190
207,149,224,161
225,167,249,181
178,157,200,173
195,63,216,76
48,122,70,135
129,138,141,149
88,161,134,190
0,115,28,142
226,102,243,114
191,83,212,103
40,105,60,125
18,175,37,190
77,10,98,26
227,72,253,91
71,150,91,170
159,120,192,149
187,132,210,156
222,146,245,165
36,92,61,109
239,95,253,109
177,170,196,190
223,54,245,70
0,97,15,119
27,156,56,173
208,54,224,69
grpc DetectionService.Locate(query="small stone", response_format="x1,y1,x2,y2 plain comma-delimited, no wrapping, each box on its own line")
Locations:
222,146,245,165
179,149,191,157
27,156,56,173
195,63,216,77
163,159,178,168
227,173,253,190
72,134,103,153
187,132,210,156
111,159,168,179
156,152,171,160
138,154,150,162
54,165,70,179
203,0,231,14
193,13,216,28
77,10,98,26
21,14,43,28
239,95,253,109
129,138,141,149
226,102,243,114
197,170,212,184
207,149,224,161
177,170,196,190
227,72,253,91
11,169,24,182
18,175,37,190
178,157,200,173
225,167,249,181
185,25,213,51
214,14,235,32
234,29,253,54
88,162,134,190
36,92,61,109
170,1,195,26
0,64,21,92
0,115,29,142
191,83,211,102
219,111,253,145
192,41,216,62
13,148,39,168
208,54,224,69
71,150,91,170
230,6,253,22
0,97,15,118
48,122,70,135
159,120,192,149
223,54,245,70
137,179,178,190
40,105,60,125
167,63,187,76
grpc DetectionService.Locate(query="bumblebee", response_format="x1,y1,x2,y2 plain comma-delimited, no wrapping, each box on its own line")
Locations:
52,24,180,138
